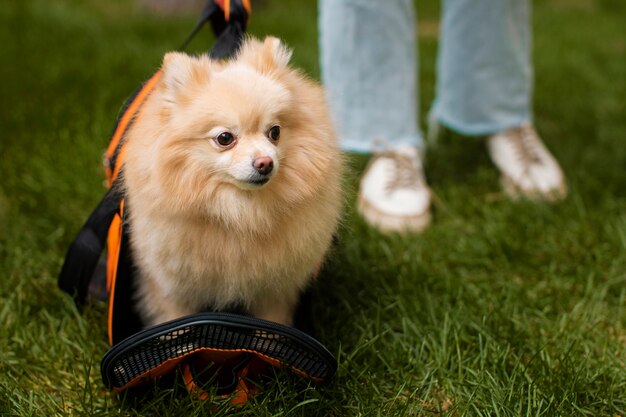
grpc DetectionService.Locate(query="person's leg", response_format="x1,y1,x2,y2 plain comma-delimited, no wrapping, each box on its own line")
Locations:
432,0,566,200
319,0,422,152
319,0,431,232
433,0,532,135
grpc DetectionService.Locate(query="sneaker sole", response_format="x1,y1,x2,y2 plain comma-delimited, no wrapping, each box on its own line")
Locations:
357,193,432,234
500,175,568,202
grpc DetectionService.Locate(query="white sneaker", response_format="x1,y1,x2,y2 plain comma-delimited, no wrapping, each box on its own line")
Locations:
357,146,431,233
487,123,567,201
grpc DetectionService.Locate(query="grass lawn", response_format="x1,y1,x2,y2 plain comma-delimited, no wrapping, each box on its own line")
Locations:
1,0,626,415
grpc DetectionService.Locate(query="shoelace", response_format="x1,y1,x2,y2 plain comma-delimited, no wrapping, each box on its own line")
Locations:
506,125,544,167
380,151,422,195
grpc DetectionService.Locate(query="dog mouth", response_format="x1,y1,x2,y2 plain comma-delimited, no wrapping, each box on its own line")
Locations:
236,175,271,189
247,177,270,186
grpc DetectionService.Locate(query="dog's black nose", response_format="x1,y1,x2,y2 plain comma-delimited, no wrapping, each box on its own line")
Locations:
252,156,274,175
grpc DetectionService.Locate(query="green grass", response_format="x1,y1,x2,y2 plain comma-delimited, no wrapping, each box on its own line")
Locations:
1,0,625,415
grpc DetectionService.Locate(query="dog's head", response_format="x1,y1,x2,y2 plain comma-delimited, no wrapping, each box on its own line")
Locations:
157,37,293,191
127,37,339,227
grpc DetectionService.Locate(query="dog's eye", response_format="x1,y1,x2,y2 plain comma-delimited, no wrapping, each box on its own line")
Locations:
268,125,280,142
215,132,235,147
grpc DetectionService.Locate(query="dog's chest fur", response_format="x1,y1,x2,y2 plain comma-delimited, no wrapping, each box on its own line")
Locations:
129,199,331,313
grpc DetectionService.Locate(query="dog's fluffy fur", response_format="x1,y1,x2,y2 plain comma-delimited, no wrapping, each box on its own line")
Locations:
122,37,343,327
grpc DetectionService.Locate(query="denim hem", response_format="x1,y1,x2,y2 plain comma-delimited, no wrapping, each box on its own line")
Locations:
431,108,533,137
340,135,424,153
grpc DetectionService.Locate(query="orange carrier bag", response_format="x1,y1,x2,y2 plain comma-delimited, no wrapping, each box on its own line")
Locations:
58,0,336,404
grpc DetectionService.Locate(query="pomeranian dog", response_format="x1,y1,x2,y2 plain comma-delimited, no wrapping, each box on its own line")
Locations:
122,37,343,327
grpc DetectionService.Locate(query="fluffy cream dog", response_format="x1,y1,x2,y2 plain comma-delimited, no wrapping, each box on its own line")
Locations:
122,37,342,327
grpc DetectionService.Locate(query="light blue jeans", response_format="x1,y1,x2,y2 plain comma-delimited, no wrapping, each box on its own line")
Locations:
319,0,533,153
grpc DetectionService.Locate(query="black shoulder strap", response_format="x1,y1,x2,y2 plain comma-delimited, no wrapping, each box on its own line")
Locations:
58,186,123,307
180,0,249,58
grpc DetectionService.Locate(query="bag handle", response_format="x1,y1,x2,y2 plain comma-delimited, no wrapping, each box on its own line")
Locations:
180,0,250,57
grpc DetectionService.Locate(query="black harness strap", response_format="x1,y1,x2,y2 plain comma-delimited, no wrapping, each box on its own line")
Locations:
181,0,249,58
58,186,123,307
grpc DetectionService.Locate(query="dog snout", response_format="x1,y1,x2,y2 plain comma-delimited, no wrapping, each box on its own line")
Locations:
252,156,274,176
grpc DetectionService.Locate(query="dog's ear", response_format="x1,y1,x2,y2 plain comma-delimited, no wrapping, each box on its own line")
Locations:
160,52,211,104
262,37,292,69
237,36,293,73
